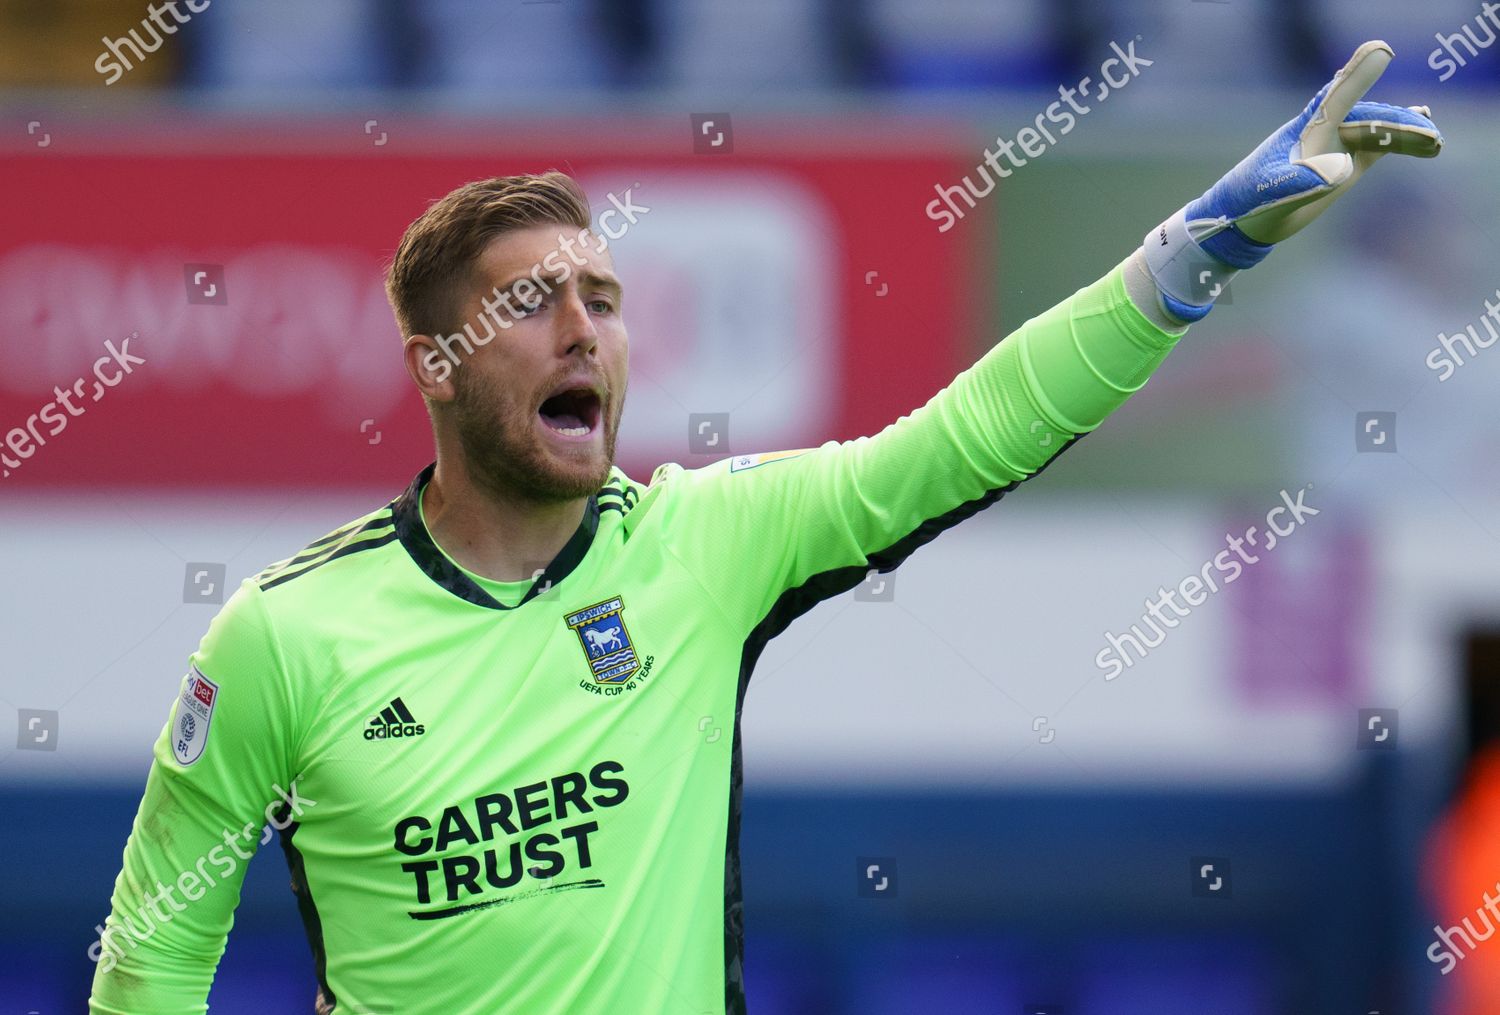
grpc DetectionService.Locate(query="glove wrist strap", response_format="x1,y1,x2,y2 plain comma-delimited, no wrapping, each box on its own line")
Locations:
1143,207,1241,323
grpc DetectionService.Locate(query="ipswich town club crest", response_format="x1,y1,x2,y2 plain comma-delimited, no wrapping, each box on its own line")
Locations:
565,596,640,684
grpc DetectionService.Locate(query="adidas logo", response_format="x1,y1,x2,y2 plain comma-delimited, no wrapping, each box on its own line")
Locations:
364,697,425,740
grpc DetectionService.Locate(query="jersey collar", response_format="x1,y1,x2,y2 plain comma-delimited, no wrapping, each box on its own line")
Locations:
391,462,600,611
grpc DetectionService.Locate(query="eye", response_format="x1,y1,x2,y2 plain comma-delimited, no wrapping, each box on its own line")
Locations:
587,299,614,314
516,297,546,317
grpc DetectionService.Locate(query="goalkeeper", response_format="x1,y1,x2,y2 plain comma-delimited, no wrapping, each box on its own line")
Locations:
90,41,1439,1015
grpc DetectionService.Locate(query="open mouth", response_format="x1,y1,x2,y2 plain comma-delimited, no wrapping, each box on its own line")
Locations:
537,387,602,439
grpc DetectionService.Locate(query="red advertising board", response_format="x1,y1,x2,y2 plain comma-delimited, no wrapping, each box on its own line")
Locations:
0,119,980,489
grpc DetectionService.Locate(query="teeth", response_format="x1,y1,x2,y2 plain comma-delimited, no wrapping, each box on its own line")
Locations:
553,425,589,436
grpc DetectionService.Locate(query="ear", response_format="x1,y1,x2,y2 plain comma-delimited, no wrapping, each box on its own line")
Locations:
403,334,458,403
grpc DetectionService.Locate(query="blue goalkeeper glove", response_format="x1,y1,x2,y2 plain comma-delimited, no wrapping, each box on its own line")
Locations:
1144,40,1443,323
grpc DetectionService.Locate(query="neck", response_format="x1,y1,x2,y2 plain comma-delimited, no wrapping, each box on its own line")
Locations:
421,452,590,583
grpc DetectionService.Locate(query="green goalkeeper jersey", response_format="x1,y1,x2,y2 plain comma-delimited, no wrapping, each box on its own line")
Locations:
90,262,1184,1014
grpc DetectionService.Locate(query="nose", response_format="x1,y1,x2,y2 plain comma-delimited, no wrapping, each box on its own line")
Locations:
555,291,599,358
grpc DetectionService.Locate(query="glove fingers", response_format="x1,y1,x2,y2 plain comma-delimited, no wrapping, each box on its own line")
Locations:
1338,120,1443,157
1344,100,1438,130
1302,40,1394,157
1339,101,1443,157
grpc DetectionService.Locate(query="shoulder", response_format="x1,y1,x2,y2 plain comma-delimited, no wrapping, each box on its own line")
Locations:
646,447,825,498
253,500,400,597
625,448,827,543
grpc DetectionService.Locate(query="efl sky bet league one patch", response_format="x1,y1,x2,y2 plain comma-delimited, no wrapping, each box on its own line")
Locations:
172,665,219,766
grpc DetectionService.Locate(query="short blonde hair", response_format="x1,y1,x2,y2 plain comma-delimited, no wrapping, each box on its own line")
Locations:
385,170,592,339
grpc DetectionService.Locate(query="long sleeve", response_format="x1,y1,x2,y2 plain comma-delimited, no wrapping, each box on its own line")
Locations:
646,253,1188,639
89,582,302,1014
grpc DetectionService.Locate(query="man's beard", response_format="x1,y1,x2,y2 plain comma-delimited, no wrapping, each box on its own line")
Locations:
450,366,620,504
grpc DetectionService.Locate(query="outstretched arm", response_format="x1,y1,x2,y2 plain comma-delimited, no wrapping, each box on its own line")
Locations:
649,41,1441,638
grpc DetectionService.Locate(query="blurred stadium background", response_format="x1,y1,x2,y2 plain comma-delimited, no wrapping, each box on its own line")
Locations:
4,0,1500,1012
